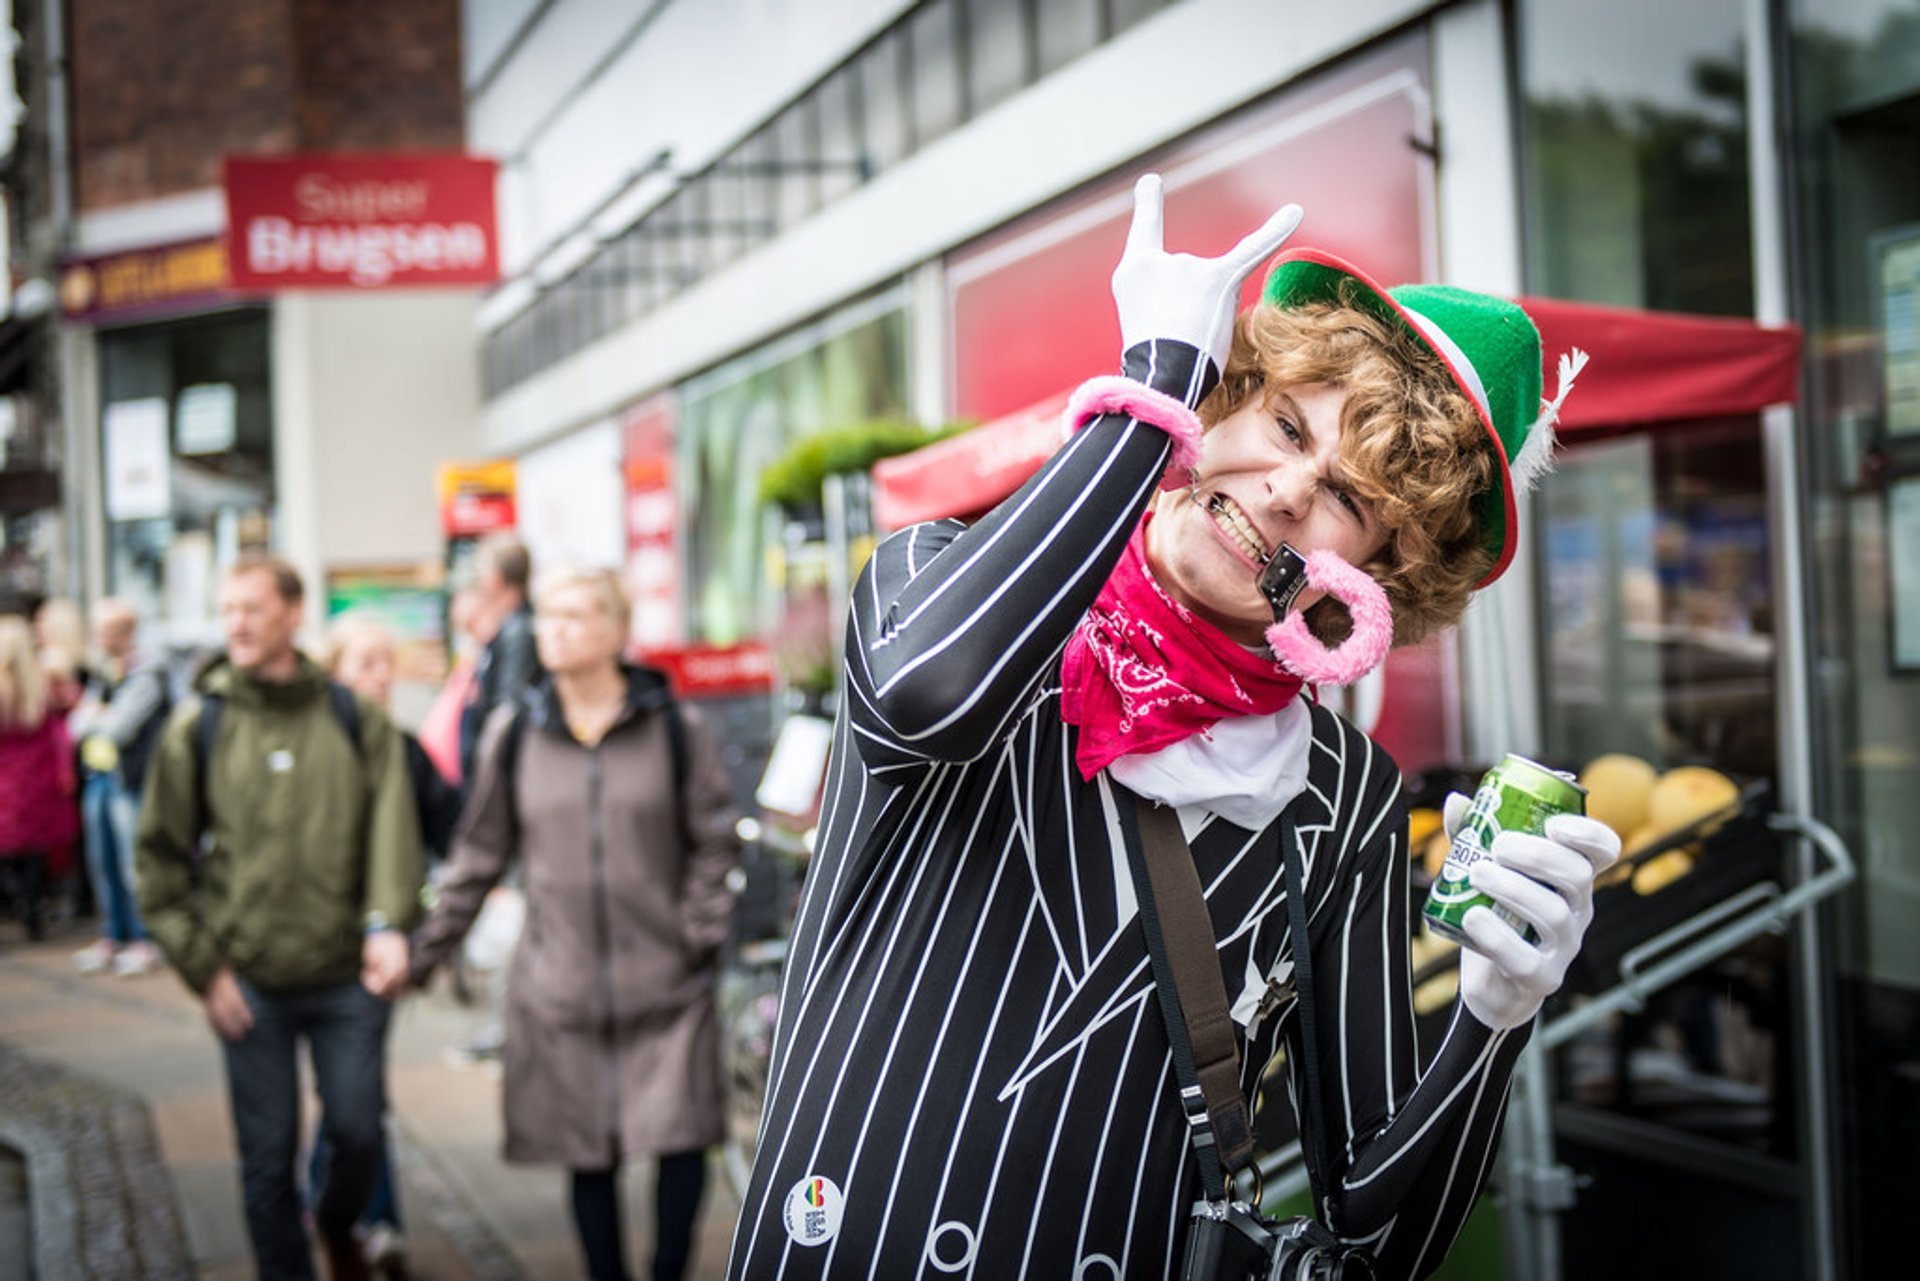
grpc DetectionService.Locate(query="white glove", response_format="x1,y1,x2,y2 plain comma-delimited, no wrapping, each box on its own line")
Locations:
1111,173,1303,381
1441,792,1621,1030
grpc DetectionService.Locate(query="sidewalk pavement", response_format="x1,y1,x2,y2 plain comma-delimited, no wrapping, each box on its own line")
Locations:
0,918,742,1280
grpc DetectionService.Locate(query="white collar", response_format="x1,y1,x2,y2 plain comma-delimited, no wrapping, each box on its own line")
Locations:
1108,700,1313,835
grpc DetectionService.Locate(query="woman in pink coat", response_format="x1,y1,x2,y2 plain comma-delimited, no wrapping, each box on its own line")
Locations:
1,615,79,941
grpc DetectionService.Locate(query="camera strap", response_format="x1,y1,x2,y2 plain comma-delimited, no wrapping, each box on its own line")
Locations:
1279,806,1337,1215
1115,785,1258,1200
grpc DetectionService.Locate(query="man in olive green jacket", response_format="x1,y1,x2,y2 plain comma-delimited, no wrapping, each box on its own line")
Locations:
137,553,422,1281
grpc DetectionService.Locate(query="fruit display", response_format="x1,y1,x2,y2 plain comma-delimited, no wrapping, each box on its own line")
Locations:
1408,927,1460,1017
1645,765,1740,837
1562,760,1773,997
1408,806,1449,878
1574,755,1740,896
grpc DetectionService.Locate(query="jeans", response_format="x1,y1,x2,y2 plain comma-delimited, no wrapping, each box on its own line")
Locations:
80,771,146,944
306,1124,403,1230
221,977,392,1279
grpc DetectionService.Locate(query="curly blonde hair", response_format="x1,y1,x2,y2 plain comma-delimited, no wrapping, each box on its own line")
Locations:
1197,293,1496,647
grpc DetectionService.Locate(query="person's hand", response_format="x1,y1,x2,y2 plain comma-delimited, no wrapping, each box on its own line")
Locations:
203,968,254,1042
1111,173,1303,392
1441,794,1620,1030
361,930,411,1000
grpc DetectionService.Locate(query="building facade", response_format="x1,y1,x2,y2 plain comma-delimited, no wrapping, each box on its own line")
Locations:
3,0,480,667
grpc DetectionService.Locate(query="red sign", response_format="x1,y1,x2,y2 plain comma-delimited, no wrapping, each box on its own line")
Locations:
223,153,499,289
623,394,685,651
641,643,776,698
437,460,517,538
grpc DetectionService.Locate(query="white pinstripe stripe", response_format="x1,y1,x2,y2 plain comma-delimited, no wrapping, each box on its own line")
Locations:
850,821,1025,1280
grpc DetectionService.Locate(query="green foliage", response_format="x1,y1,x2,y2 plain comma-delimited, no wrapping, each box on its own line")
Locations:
757,419,974,510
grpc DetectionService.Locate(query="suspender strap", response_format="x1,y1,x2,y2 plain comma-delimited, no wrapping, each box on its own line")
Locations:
1115,785,1257,1199
1280,810,1336,1207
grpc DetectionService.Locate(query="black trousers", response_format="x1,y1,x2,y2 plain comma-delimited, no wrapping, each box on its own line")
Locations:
572,1151,709,1281
220,977,392,1279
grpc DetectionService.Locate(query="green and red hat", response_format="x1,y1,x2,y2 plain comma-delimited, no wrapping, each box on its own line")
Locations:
1262,248,1576,588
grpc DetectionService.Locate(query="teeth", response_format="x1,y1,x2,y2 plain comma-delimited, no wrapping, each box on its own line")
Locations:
1206,494,1270,563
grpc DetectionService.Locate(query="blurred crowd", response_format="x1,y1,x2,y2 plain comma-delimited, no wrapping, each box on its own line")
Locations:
0,532,744,1281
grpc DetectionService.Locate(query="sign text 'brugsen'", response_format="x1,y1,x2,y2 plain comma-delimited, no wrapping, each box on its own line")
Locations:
223,154,499,290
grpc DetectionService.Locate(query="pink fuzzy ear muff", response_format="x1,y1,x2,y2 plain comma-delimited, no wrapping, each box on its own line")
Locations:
1264,550,1393,686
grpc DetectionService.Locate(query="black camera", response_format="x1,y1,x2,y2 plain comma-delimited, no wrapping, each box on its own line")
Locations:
1182,1200,1377,1281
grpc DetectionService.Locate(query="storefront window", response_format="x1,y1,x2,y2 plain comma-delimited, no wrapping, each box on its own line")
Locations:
1535,420,1808,1274
678,289,909,648
98,309,275,649
1788,2,1920,1275
1541,423,1776,780
1520,0,1753,315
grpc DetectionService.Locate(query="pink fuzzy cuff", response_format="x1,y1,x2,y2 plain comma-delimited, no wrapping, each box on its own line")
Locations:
1264,550,1393,686
1063,375,1204,491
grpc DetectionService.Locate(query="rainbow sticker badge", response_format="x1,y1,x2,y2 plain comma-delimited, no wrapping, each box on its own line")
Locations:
782,1174,845,1246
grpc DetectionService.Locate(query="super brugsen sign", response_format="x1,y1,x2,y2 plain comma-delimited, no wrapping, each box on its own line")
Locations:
223,154,499,289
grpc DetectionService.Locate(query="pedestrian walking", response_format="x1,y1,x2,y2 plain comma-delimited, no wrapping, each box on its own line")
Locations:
0,615,78,943
389,564,742,1281
67,597,170,977
459,533,541,783
726,178,1618,1280
418,585,491,788
136,553,424,1281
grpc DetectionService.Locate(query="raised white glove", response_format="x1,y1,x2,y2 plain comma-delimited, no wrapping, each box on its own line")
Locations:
1111,173,1303,386
1441,792,1620,1030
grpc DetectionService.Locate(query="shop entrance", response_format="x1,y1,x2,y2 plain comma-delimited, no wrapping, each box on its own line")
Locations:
1788,6,1920,1272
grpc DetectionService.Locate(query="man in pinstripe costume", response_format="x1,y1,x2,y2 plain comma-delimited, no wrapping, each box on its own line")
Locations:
728,176,1618,1280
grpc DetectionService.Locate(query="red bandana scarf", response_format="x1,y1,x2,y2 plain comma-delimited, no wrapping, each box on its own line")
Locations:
1060,518,1304,780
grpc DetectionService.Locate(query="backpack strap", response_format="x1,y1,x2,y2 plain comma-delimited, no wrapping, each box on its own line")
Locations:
193,693,226,841
191,682,364,840
326,681,364,757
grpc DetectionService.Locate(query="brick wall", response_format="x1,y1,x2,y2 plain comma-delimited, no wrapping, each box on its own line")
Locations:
67,0,464,214
69,0,298,211
291,0,464,153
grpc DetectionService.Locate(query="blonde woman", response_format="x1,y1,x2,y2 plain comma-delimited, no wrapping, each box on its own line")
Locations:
307,613,462,1272
323,614,464,860
396,565,742,1281
33,596,89,715
1,615,79,941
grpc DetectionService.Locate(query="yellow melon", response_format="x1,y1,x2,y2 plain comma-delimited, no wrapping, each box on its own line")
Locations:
1632,849,1696,895
1646,766,1740,837
1578,753,1659,841
1622,823,1665,857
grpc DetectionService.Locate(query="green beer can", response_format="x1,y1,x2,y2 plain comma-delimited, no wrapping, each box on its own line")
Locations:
1423,754,1587,947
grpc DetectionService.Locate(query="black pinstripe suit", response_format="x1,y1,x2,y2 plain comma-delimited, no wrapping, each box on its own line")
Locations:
728,379,1527,1281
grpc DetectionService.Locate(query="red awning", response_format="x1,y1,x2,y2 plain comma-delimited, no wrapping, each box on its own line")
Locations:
872,301,1803,529
1520,296,1801,432
871,388,1073,530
